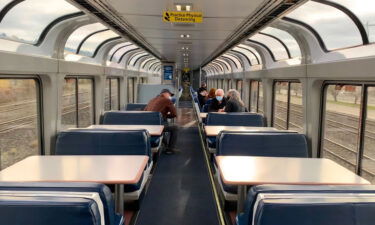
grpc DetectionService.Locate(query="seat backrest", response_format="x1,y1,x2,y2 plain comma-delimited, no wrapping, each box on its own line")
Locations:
252,194,375,225
238,184,375,225
55,129,151,159
0,195,101,225
124,103,147,111
206,113,264,126
102,111,162,125
0,182,117,225
216,131,308,157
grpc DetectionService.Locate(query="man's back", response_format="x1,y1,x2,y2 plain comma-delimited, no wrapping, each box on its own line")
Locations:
144,95,177,119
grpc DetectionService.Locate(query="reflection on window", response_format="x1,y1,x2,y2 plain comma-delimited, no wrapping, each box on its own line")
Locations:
79,30,119,57
261,27,301,58
0,0,79,44
321,85,362,173
250,33,289,60
363,87,375,182
331,0,375,42
0,79,40,169
250,80,263,115
127,78,134,103
286,1,362,50
273,81,303,132
61,77,94,129
105,78,120,111
65,23,106,54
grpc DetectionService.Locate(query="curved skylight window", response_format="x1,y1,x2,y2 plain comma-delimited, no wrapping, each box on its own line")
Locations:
215,59,232,72
128,52,148,66
0,1,13,11
261,27,301,58
108,42,132,59
329,0,375,42
110,45,139,63
79,30,120,57
222,54,242,69
140,58,157,70
249,33,289,61
286,1,362,51
0,0,79,44
65,23,107,54
237,44,262,65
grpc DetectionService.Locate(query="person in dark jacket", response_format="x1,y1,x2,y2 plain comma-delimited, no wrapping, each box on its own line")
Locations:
222,89,247,112
208,89,227,112
197,83,207,107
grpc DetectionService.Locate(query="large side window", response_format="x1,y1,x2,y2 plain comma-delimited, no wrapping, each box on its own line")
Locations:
61,77,94,129
273,81,303,132
127,77,134,103
0,78,41,169
321,83,375,182
249,80,263,115
104,78,120,111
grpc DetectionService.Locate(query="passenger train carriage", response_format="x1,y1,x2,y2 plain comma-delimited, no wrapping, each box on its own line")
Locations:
0,0,374,224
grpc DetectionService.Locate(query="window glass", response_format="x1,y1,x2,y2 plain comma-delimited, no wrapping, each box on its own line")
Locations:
261,27,301,58
127,78,134,103
140,58,156,71
321,85,362,173
273,82,289,129
232,47,259,66
79,30,119,57
107,42,132,59
250,33,289,60
0,79,40,169
289,83,303,133
61,78,77,129
286,1,362,50
250,81,259,113
104,79,110,111
223,54,242,69
362,86,375,182
0,1,13,11
65,23,107,54
216,59,231,72
111,78,119,110
78,79,94,127
0,0,79,44
330,0,375,42
128,52,148,67
111,45,139,63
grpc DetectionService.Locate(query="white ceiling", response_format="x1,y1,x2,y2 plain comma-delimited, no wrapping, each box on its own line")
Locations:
104,0,266,69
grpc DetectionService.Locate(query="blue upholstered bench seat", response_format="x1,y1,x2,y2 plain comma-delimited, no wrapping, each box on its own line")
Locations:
237,185,375,225
124,103,147,111
0,182,123,225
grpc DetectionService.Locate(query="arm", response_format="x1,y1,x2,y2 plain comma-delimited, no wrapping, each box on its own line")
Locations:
166,101,177,118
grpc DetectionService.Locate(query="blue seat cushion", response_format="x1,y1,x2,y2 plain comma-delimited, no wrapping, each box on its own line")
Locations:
217,132,308,157
0,182,118,225
102,111,162,125
238,185,375,225
0,196,101,225
206,113,264,126
55,129,151,162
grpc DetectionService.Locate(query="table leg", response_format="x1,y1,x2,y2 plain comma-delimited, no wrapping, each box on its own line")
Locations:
237,185,247,213
115,184,124,215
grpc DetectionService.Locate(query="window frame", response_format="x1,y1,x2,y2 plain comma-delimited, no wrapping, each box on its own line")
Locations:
63,76,96,128
0,75,44,169
271,79,302,130
105,77,120,111
318,81,375,176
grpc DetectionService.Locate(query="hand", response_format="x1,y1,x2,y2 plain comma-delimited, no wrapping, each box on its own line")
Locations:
218,109,224,112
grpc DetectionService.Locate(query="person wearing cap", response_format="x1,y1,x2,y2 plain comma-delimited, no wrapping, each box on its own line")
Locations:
144,89,178,154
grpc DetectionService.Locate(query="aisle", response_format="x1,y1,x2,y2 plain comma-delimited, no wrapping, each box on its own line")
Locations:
134,101,220,225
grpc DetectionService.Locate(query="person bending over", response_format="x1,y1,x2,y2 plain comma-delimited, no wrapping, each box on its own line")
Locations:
144,89,178,154
208,89,227,112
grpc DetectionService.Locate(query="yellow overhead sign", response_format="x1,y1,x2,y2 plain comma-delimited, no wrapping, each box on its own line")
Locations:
183,68,190,73
163,11,203,23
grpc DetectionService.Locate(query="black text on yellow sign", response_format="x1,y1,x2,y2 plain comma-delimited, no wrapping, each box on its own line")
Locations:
163,11,203,23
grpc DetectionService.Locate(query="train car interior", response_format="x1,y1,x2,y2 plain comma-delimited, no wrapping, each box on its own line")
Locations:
0,0,375,224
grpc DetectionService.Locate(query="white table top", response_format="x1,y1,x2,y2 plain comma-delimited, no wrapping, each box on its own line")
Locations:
216,156,370,185
0,156,148,184
86,125,164,136
204,126,280,136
